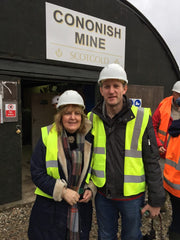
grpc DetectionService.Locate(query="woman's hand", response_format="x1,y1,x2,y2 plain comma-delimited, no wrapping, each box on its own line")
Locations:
79,189,92,203
62,188,80,206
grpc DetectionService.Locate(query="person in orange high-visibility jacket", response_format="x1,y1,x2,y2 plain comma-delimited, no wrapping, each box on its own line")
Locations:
163,116,180,240
152,82,180,219
152,81,180,160
164,124,180,198
152,96,172,158
152,82,180,216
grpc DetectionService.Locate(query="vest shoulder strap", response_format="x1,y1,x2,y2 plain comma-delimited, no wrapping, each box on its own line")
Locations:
41,124,54,147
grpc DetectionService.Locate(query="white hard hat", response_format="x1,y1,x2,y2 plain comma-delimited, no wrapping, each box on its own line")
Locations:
172,81,180,93
52,95,59,105
57,90,85,109
98,63,128,84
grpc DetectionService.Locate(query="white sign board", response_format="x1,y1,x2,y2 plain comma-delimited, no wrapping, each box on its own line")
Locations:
46,2,126,67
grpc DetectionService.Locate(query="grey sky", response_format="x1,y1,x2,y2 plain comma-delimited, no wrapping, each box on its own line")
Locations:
128,0,180,68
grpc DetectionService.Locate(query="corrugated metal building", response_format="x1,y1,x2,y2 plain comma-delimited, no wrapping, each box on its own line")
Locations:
0,0,179,204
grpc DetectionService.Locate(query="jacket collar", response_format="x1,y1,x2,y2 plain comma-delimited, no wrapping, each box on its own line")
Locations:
92,95,135,124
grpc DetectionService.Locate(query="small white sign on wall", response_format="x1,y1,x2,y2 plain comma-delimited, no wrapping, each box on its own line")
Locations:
45,2,126,67
3,101,18,122
130,98,142,107
5,103,16,118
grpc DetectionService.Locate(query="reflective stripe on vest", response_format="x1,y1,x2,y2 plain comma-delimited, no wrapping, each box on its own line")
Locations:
86,112,106,186
124,106,150,196
87,106,150,196
35,123,59,199
158,96,172,145
163,134,180,197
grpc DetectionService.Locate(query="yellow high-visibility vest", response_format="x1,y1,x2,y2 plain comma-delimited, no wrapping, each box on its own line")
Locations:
87,105,151,196
35,124,59,199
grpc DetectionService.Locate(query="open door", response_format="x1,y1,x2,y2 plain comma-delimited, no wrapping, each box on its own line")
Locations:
31,92,57,150
0,76,22,204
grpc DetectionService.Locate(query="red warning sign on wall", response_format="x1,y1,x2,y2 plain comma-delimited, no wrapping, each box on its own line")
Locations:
5,103,16,118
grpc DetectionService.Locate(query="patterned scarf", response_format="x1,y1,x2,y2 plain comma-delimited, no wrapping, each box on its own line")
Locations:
62,130,85,240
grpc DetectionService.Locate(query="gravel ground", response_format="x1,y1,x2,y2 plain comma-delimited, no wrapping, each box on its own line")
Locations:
0,197,171,240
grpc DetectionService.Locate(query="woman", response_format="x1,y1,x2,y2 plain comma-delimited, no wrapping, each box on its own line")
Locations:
28,90,96,240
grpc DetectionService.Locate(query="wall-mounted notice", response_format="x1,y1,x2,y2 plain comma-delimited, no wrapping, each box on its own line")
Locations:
0,82,3,123
5,103,16,118
0,95,3,124
3,101,18,122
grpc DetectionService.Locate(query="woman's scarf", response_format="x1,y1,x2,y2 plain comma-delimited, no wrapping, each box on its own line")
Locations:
62,130,85,240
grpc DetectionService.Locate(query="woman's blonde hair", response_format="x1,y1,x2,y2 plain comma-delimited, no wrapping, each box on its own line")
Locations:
54,104,87,135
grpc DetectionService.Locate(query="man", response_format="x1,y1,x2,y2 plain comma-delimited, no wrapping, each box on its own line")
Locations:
87,63,165,240
51,95,60,109
152,81,180,159
152,81,180,240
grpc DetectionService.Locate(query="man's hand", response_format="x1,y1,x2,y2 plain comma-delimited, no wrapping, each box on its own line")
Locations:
159,146,166,154
79,189,92,203
141,204,160,218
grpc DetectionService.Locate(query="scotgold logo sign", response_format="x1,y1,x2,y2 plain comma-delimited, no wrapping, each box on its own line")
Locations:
46,2,126,67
